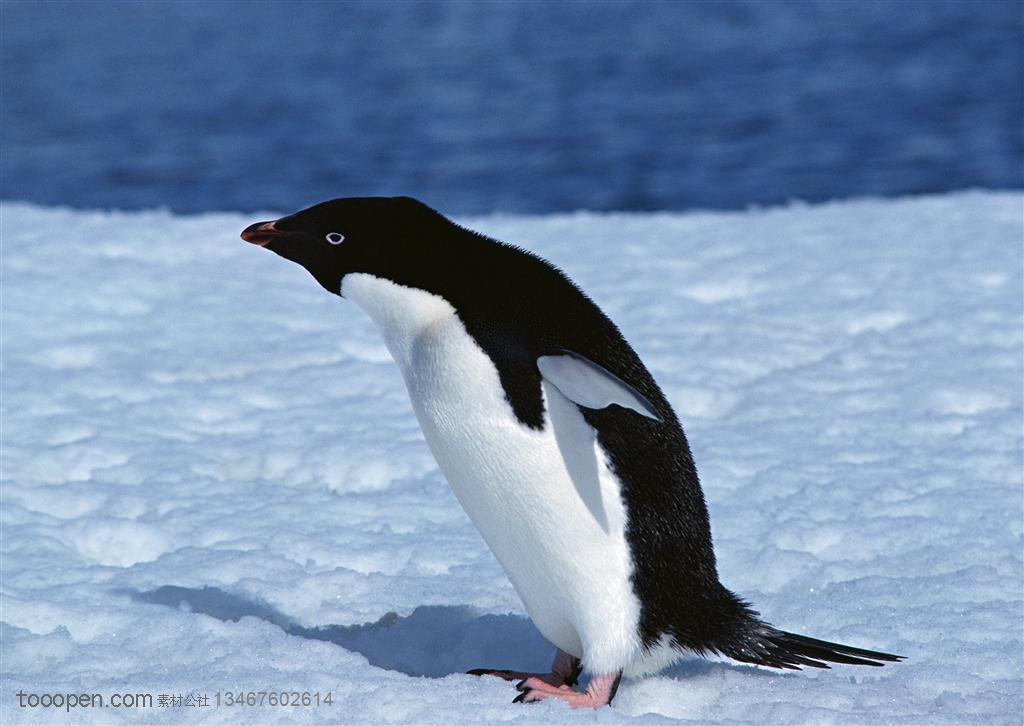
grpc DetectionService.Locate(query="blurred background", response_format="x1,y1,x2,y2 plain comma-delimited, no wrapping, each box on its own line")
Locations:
2,0,1021,215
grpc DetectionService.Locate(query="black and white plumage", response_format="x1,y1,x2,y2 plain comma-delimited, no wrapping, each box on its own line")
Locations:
241,196,902,707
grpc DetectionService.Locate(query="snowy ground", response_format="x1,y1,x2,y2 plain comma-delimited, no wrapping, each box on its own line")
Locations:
1,191,1021,724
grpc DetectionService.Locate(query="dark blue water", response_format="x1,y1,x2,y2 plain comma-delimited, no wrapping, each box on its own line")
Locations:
3,0,1021,214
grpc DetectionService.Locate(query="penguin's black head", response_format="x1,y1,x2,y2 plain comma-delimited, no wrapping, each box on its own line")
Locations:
241,196,445,296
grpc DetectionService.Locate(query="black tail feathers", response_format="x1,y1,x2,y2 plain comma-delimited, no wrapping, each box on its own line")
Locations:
670,588,903,671
720,619,904,670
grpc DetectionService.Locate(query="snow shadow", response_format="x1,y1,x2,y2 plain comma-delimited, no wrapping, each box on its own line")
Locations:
128,585,553,677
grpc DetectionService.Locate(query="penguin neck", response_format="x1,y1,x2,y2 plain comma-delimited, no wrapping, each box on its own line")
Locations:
341,272,458,372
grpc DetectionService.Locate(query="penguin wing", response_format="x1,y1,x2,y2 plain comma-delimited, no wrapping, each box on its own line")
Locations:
537,351,662,422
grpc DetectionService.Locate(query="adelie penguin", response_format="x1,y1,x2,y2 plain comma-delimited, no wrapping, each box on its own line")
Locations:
241,197,903,708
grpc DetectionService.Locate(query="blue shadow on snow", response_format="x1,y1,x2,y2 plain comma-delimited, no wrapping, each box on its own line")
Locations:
127,585,553,678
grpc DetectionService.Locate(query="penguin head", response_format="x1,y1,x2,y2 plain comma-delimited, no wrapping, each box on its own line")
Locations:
241,196,444,296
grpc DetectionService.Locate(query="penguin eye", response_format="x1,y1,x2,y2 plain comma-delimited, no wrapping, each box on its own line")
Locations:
325,232,345,245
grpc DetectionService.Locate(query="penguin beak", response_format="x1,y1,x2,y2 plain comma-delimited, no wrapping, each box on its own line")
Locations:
241,221,283,247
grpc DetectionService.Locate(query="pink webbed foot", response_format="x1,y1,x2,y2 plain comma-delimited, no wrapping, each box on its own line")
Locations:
468,649,582,689
513,671,622,709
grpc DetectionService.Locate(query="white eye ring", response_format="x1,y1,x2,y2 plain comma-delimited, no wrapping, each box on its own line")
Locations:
325,232,345,245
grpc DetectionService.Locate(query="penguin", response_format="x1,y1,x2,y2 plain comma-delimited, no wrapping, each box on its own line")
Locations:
241,196,902,708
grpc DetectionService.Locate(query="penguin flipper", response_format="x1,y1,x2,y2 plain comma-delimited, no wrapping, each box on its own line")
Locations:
538,351,662,421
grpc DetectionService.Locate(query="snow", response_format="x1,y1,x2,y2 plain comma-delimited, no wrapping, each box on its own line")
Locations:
2,191,1022,724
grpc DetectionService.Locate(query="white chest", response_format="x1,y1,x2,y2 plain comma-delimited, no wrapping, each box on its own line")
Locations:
340,273,643,672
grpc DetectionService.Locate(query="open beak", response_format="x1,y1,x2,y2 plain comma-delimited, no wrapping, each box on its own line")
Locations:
241,220,282,246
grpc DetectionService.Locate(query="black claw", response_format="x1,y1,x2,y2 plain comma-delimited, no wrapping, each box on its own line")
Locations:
607,673,623,704
467,668,513,677
566,659,583,687
512,690,531,704
514,679,527,691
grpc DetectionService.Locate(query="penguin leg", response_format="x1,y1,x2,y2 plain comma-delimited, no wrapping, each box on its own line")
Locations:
467,648,582,688
513,671,622,709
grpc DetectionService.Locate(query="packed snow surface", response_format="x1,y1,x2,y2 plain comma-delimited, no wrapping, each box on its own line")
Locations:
2,192,1022,724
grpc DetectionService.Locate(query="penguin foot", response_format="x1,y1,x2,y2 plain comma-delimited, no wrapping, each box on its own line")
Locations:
468,649,581,689
513,671,622,709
